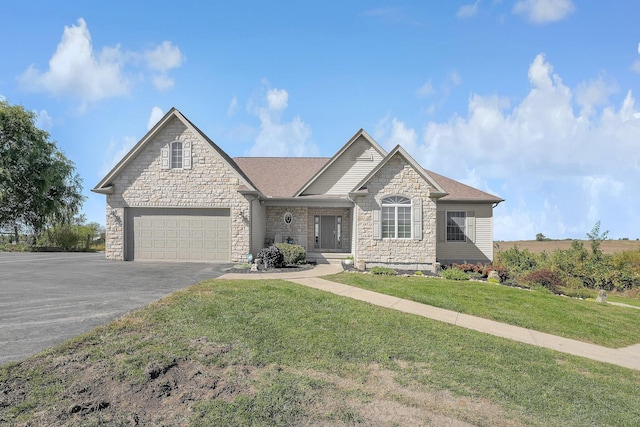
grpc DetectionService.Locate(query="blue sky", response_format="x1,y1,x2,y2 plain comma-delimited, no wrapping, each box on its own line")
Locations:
2,1,639,240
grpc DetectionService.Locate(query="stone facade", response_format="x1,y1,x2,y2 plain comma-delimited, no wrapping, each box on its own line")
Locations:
265,206,308,247
105,117,251,262
264,206,352,252
354,154,438,271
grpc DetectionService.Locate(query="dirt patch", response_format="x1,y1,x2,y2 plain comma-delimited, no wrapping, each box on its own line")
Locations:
293,363,526,427
1,344,526,426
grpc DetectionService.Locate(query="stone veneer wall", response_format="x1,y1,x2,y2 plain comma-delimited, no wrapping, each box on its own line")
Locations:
265,207,308,247
105,117,250,262
264,207,352,252
354,154,437,271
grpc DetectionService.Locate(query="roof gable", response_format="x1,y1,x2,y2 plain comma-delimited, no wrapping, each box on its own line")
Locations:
92,108,260,194
351,145,448,197
294,129,387,197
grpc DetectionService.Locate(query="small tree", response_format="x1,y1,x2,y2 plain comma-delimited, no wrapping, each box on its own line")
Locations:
535,233,546,241
586,221,609,261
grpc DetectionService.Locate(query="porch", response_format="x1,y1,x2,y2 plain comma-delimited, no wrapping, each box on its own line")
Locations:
264,206,353,254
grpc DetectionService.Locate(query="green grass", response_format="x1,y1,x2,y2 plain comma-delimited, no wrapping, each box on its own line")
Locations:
2,279,640,426
608,294,640,307
325,273,640,348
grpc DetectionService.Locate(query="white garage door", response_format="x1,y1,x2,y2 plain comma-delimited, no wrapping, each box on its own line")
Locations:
126,208,231,262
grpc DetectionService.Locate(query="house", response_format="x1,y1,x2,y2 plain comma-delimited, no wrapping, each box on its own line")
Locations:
92,108,503,271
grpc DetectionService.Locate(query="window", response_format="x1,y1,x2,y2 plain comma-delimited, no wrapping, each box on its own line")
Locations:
161,141,191,170
446,211,466,242
171,141,183,169
381,196,412,239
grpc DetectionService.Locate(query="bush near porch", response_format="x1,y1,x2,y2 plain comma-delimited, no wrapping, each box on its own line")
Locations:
274,243,306,265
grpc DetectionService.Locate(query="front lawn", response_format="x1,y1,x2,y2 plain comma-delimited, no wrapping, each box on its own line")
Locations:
2,279,639,426
324,273,640,348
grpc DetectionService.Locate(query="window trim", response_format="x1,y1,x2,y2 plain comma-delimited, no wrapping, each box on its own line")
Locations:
381,196,412,239
446,210,467,243
170,141,183,169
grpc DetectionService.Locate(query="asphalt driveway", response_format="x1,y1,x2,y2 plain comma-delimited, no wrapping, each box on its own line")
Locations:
0,252,231,364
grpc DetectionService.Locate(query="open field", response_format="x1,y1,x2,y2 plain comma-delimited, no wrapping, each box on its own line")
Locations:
2,278,640,426
495,239,640,255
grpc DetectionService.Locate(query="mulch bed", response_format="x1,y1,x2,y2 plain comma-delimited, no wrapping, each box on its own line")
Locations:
225,264,316,274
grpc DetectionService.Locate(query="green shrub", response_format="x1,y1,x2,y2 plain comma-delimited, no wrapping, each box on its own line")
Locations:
440,268,469,281
47,224,81,251
274,243,306,265
257,246,285,269
520,269,565,294
369,266,396,276
612,249,640,274
414,270,423,276
495,245,539,276
487,277,500,284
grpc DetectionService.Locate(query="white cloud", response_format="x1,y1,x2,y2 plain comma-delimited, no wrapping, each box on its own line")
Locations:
633,42,640,73
374,115,418,153
151,74,174,91
267,88,289,111
227,97,239,117
144,41,184,90
19,18,183,108
147,106,164,130
387,53,640,239
513,0,575,24
416,80,434,98
248,86,317,157
144,41,183,71
457,1,480,19
34,109,53,131
582,175,624,226
100,135,137,176
575,74,618,116
447,70,462,88
417,71,462,114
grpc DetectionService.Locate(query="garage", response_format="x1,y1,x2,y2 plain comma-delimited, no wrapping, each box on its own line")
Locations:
125,208,231,262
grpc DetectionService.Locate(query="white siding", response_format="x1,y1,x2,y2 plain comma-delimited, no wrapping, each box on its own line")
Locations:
436,203,495,263
302,136,384,195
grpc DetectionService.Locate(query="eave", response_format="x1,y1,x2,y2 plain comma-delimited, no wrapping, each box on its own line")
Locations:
91,185,114,195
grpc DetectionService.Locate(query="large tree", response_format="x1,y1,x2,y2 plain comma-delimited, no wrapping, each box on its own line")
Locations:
0,101,84,241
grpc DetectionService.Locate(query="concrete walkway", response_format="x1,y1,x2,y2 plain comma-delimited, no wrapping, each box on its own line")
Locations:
219,265,640,371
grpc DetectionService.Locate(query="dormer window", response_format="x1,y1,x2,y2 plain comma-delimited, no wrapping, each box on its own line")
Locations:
161,140,192,170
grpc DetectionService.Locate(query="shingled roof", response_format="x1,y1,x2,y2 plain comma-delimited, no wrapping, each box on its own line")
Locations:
425,169,503,203
233,156,502,202
233,157,330,198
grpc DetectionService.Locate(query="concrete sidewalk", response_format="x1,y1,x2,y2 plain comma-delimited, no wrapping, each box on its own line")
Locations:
218,266,640,371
